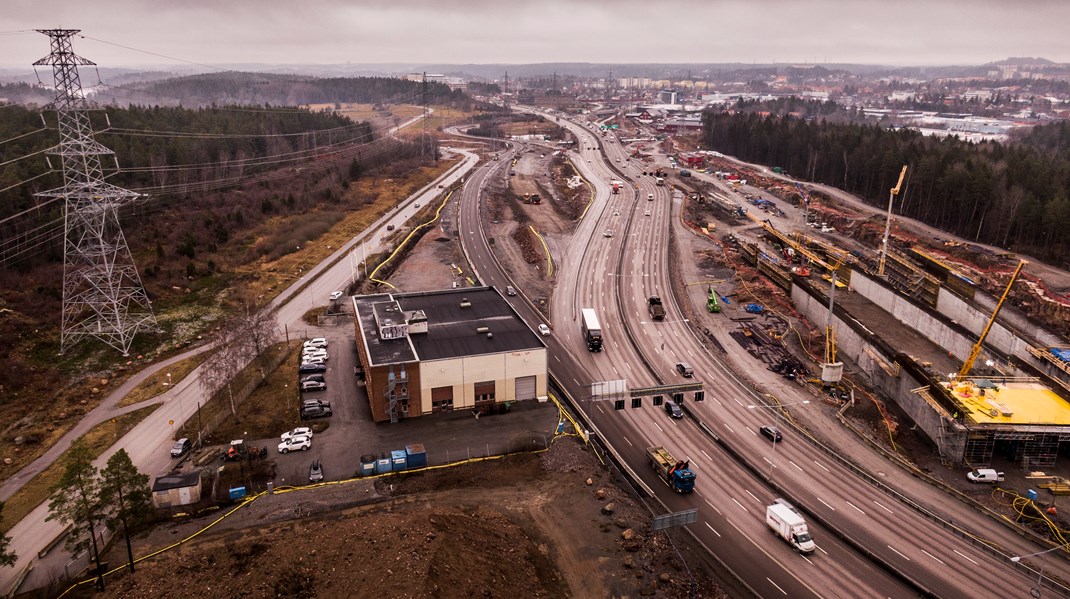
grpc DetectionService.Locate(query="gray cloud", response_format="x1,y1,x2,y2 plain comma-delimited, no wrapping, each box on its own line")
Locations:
2,0,1068,68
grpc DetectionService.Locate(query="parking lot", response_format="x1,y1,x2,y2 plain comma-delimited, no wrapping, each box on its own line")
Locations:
270,325,561,487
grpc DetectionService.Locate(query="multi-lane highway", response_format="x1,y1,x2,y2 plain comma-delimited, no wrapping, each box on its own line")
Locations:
463,108,1070,597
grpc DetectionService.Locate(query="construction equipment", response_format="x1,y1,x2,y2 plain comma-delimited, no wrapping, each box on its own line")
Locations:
878,165,909,277
707,287,721,313
744,211,847,275
647,296,666,320
957,259,1027,378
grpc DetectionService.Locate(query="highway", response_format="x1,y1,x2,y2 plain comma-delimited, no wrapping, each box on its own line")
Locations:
470,108,1069,597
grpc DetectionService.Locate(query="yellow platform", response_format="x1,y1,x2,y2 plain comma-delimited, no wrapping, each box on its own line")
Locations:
948,381,1070,425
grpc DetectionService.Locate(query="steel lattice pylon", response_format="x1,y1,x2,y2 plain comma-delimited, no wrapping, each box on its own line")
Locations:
34,29,157,355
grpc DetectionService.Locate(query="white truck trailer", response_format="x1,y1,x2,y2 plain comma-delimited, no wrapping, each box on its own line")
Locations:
766,501,816,554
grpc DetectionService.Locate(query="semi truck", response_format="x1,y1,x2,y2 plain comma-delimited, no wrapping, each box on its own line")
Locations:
581,308,603,352
766,501,815,554
648,296,666,320
646,446,696,493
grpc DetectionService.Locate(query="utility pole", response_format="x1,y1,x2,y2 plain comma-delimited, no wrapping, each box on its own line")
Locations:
34,29,157,355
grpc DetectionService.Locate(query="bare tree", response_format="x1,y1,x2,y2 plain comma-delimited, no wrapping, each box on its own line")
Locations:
200,322,252,417
233,303,280,381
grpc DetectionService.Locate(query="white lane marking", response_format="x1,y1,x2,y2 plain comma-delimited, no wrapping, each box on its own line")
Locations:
887,545,911,561
749,428,758,436
818,498,836,511
705,522,721,537
622,436,633,447
816,544,828,556
767,578,788,596
595,404,605,414
954,549,980,566
814,460,830,473
846,501,865,515
732,396,744,407
873,500,894,515
745,489,761,504
573,378,581,386
723,424,734,434
701,449,713,461
802,554,814,565
554,355,561,362
654,422,664,433
788,460,803,472
713,399,722,406
731,497,749,513
704,499,722,516
921,550,946,565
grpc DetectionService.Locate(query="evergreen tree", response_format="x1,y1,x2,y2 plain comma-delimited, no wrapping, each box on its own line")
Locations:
0,502,15,568
46,442,106,590
99,449,153,574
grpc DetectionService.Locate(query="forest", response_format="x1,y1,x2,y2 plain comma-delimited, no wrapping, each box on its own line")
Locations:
701,111,1070,266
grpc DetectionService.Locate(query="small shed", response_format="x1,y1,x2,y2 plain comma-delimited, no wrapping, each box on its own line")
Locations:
151,471,203,509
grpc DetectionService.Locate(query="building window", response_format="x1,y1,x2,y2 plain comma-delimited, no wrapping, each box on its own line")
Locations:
474,381,496,403
431,386,454,413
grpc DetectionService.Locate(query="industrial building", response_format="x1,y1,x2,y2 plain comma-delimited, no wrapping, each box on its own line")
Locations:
352,287,548,423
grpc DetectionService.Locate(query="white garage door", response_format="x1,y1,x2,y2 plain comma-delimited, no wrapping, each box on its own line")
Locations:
515,375,536,401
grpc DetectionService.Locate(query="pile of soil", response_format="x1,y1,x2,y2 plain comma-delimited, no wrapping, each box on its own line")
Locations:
93,440,726,598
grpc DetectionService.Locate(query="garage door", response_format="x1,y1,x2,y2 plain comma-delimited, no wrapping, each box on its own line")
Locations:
515,375,536,401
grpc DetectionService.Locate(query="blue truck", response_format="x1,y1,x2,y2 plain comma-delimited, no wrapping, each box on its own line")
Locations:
647,446,696,493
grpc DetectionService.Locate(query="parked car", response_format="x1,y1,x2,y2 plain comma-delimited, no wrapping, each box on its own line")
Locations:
538,323,551,336
304,338,328,349
302,356,327,365
329,291,344,301
676,362,694,378
759,425,784,443
665,402,684,419
302,349,328,360
281,427,313,442
300,374,325,385
309,460,324,483
278,435,312,453
298,362,327,374
966,468,1005,483
300,400,333,420
170,438,192,458
301,380,327,392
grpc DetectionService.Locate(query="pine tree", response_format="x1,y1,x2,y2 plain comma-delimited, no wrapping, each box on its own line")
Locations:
0,502,15,568
46,442,106,590
99,449,153,573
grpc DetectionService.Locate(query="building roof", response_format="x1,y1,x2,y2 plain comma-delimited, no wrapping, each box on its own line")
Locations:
152,470,202,492
355,287,544,366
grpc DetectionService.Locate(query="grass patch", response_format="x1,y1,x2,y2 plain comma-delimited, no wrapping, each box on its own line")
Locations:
0,403,160,534
118,352,210,408
205,342,328,444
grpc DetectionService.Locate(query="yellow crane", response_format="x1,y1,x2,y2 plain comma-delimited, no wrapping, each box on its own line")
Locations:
878,165,909,277
957,259,1027,378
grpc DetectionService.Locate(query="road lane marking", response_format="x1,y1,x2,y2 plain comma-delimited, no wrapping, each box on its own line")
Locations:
802,554,814,565
749,428,758,436
846,501,865,515
921,550,945,565
723,424,734,433
816,544,828,556
814,460,830,473
731,497,748,513
767,578,787,595
705,522,721,537
788,460,803,472
873,500,893,515
704,499,722,516
732,396,744,407
745,489,761,504
654,422,664,433
818,498,836,511
887,545,911,561
622,436,632,447
701,449,713,461
953,549,979,566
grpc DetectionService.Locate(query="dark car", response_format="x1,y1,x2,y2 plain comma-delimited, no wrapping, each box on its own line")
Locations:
665,402,684,419
300,374,325,385
759,425,783,443
298,362,327,374
675,362,694,378
170,438,192,458
309,460,324,483
300,400,333,420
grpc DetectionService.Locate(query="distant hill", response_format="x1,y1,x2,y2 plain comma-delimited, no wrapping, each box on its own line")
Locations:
989,57,1057,66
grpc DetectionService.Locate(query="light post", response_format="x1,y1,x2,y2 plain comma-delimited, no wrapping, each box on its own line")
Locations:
747,398,810,482
1010,543,1070,598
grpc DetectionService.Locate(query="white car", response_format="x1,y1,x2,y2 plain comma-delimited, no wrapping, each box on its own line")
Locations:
603,229,613,238
329,291,344,301
281,427,313,442
302,351,328,362
304,338,328,349
538,323,551,336
278,435,311,453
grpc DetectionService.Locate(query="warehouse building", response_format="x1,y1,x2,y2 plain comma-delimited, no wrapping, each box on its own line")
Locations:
352,287,548,423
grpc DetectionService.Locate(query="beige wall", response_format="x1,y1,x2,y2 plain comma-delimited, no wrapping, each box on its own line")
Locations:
419,349,547,413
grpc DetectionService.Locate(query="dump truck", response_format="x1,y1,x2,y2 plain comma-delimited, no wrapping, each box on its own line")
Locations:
646,446,696,493
766,501,815,554
648,296,666,321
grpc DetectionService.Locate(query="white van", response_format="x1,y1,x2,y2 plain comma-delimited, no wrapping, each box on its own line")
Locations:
966,468,1005,483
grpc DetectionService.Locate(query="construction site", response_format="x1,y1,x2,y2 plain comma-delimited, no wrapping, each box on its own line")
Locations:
682,160,1070,474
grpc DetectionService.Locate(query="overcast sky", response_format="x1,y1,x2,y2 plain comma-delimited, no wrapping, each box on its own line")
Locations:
3,0,1069,70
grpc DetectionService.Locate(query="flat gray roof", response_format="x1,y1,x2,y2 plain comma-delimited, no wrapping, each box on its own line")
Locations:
355,287,543,366
152,470,202,492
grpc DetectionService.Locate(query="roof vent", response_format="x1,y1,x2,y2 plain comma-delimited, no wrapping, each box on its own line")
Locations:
486,332,493,339
460,300,472,308
476,326,489,334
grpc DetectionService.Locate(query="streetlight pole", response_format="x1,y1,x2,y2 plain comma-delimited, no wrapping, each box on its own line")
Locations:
1011,543,1070,598
747,399,810,482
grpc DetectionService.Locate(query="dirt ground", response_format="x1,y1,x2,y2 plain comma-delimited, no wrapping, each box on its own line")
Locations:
94,440,725,599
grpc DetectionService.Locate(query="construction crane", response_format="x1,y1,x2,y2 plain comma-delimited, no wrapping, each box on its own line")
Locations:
878,165,909,277
957,259,1027,378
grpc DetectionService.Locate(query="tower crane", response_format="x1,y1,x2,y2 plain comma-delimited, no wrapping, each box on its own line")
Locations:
957,259,1027,379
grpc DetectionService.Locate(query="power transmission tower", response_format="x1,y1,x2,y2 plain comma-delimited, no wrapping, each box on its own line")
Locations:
34,29,157,356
